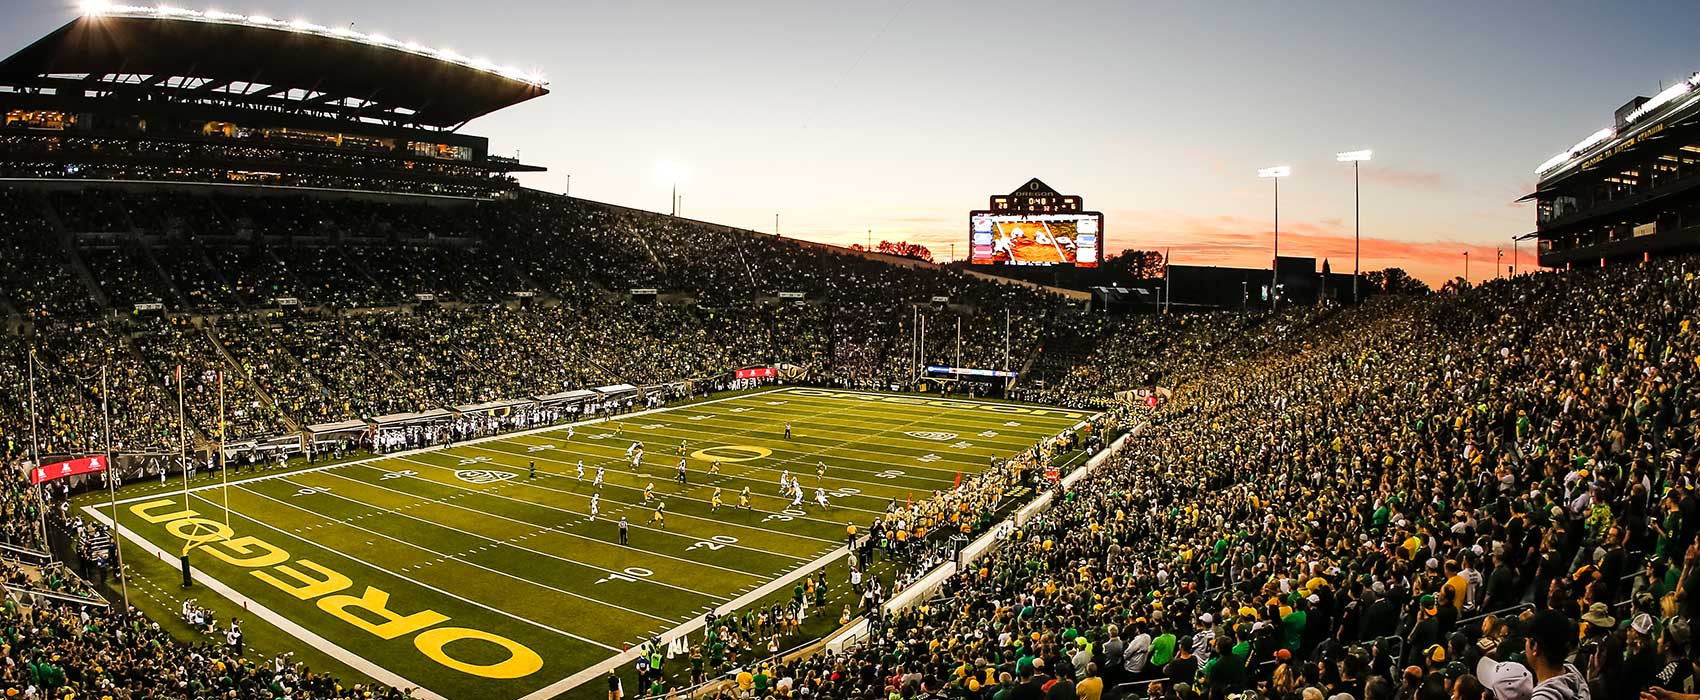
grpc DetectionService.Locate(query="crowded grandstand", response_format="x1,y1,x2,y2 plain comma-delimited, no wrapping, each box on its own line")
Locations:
0,4,1697,700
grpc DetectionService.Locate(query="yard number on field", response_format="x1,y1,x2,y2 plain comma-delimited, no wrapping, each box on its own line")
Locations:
876,469,905,479
526,444,553,453
294,486,330,497
687,535,739,551
596,567,654,585
379,470,417,480
763,509,807,523
917,454,942,463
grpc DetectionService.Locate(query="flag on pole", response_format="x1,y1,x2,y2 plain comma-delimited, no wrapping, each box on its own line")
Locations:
31,455,109,485
953,471,962,490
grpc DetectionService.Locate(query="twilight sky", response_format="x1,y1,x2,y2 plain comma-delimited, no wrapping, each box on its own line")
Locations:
8,0,1697,285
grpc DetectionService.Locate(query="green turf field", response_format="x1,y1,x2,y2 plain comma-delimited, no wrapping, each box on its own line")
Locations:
82,387,1092,700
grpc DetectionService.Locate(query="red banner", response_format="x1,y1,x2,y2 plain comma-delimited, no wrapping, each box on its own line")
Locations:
735,367,776,379
30,455,108,485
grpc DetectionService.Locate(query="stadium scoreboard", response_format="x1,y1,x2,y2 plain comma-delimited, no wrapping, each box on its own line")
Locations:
970,178,1103,267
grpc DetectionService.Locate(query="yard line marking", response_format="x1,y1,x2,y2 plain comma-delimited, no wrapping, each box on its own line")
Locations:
440,446,888,521
383,455,841,547
570,419,1001,474
238,483,693,621
180,488,623,650
615,409,1050,460
315,463,791,577
274,472,758,601
106,387,796,508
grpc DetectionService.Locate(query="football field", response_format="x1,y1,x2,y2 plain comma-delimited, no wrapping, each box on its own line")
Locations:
85,388,1093,700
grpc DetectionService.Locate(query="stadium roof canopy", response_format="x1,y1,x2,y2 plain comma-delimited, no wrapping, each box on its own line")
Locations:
0,5,550,130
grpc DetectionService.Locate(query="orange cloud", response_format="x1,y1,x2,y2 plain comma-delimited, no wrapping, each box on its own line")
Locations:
1111,211,1530,287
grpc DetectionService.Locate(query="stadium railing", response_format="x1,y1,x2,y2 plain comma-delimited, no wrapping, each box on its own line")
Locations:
0,541,53,566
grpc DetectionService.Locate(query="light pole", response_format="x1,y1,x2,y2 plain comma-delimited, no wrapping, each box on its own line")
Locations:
656,160,687,216
1258,165,1291,312
1336,150,1371,302
1463,251,1470,285
1512,237,1518,276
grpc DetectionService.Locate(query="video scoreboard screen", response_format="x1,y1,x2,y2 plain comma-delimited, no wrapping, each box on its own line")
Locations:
970,213,1103,267
969,178,1103,268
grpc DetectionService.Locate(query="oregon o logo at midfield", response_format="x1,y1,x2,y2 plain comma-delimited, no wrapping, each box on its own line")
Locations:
691,445,772,463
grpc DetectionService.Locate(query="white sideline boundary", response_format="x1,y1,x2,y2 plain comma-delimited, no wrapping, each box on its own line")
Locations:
81,506,445,700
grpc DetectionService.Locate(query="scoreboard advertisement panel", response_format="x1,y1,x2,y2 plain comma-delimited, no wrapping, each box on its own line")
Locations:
970,213,1102,267
969,178,1103,267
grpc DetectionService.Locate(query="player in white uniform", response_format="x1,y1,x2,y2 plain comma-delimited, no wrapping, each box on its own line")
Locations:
589,493,600,521
594,465,605,490
816,488,830,510
575,460,585,482
779,470,790,495
791,488,805,510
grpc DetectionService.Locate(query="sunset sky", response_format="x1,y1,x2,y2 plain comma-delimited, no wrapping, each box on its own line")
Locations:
8,0,1697,286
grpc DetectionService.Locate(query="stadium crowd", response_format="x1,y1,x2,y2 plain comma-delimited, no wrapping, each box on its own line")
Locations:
0,186,1056,457
669,259,1700,700
2,181,1700,700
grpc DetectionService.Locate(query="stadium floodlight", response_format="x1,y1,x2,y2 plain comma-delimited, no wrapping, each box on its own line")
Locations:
657,160,688,216
1337,150,1371,303
1537,126,1615,176
1258,165,1289,313
77,3,548,86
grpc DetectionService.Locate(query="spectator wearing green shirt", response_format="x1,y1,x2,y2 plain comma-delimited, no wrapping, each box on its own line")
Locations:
1150,628,1177,668
1281,597,1308,653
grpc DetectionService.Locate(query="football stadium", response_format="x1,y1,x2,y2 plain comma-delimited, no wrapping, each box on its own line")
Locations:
2,4,1700,700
